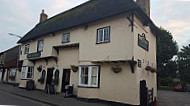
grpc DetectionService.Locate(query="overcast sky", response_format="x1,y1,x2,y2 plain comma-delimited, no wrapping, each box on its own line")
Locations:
0,0,189,52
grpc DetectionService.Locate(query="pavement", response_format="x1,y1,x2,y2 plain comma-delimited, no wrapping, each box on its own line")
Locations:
0,82,107,106
157,90,190,106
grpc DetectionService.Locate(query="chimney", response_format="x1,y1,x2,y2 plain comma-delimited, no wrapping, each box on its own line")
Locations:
40,9,48,22
136,0,150,17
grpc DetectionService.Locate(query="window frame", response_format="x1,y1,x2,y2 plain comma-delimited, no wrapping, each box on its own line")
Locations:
78,65,100,88
62,33,70,43
37,40,44,52
96,26,110,44
21,66,34,80
24,44,30,54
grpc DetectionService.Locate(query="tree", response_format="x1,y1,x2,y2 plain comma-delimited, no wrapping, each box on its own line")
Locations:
178,44,190,83
157,28,178,84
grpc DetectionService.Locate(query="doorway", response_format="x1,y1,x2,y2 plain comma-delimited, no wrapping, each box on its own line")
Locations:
140,80,148,106
46,68,54,86
61,69,71,92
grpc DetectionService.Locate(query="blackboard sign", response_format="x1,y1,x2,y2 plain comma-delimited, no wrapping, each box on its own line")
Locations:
26,80,35,90
47,84,56,94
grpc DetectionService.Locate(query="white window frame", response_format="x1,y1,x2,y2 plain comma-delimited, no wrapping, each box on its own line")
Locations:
37,40,44,52
78,66,99,88
21,66,34,79
62,33,70,43
25,44,30,54
97,26,110,44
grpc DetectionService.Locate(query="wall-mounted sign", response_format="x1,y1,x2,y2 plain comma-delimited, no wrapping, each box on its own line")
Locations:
27,52,41,59
138,33,149,51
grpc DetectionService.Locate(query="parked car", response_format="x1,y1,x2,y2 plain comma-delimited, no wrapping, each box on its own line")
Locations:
173,85,184,91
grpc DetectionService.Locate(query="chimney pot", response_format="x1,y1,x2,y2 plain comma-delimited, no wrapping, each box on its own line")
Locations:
40,9,48,22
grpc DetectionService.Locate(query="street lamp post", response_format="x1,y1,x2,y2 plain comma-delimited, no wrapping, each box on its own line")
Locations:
8,33,22,39
8,33,22,78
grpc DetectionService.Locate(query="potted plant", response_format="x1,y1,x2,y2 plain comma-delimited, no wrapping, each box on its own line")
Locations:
37,65,42,72
145,66,158,73
71,65,78,72
112,66,122,73
17,68,21,72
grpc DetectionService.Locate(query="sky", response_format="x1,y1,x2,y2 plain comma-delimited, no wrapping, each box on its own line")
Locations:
0,0,190,52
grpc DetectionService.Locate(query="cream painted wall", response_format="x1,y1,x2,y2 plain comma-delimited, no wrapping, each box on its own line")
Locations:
77,64,139,105
58,48,79,94
18,12,157,105
20,13,133,62
133,16,157,102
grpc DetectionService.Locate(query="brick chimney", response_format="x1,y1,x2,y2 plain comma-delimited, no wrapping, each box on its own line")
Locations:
136,0,150,17
39,9,48,22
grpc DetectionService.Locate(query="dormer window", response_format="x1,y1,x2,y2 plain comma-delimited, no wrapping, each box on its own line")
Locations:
97,26,110,44
62,33,70,43
37,40,44,52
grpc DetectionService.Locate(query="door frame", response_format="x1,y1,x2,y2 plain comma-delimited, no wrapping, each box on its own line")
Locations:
46,68,54,87
61,69,71,92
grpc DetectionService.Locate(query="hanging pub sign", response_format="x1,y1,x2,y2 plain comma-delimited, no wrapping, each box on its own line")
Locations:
27,52,41,59
138,33,149,51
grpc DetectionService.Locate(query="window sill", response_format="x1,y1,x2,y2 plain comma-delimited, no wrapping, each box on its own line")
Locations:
20,78,33,80
62,41,70,43
78,85,99,88
96,41,110,44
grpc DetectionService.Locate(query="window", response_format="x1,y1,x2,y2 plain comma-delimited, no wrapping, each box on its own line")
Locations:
138,59,142,68
37,40,44,52
25,44,30,54
54,69,59,80
97,26,110,43
62,33,70,43
21,66,34,79
10,68,16,77
79,66,99,87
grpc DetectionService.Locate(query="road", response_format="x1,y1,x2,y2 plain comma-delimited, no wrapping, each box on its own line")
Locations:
0,90,49,106
158,90,190,106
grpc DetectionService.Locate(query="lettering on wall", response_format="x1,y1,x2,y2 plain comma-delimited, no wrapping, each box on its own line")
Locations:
138,33,149,51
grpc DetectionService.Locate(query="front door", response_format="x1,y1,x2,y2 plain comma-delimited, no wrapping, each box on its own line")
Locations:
46,68,54,86
61,69,71,92
140,80,148,106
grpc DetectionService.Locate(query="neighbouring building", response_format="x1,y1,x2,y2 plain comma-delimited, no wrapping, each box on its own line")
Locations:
17,0,160,105
0,46,22,85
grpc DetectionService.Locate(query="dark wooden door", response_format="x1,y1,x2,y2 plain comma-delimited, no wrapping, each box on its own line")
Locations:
46,68,54,86
61,69,71,92
140,80,148,106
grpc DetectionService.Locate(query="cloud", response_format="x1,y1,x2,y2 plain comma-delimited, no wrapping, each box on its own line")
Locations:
151,0,190,48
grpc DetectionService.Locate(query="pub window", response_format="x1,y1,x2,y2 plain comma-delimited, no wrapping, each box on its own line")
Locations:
21,66,34,79
97,26,110,44
42,70,46,79
62,33,70,43
79,66,99,87
55,69,59,80
25,44,30,54
37,40,44,52
138,59,142,68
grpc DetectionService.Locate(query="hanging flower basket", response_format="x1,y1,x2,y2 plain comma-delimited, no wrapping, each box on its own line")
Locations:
17,68,21,72
145,66,158,73
37,65,42,72
112,66,122,73
71,65,78,72
52,79,59,85
38,77,45,84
